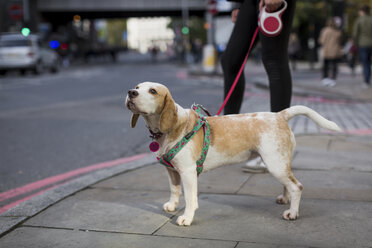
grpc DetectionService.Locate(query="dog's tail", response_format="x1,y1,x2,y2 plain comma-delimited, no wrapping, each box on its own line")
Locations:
281,105,341,132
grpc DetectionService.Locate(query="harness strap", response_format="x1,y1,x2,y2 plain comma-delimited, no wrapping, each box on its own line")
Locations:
157,104,210,175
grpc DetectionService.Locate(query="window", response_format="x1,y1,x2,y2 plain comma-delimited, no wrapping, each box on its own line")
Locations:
0,40,32,47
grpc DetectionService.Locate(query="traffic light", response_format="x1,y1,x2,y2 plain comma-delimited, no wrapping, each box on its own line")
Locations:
21,27,30,37
181,26,189,35
49,40,60,49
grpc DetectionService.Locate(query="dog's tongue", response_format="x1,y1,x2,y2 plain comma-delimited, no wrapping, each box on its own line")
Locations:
149,141,160,152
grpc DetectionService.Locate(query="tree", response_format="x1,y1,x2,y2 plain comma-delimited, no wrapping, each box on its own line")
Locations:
106,19,127,47
168,17,206,44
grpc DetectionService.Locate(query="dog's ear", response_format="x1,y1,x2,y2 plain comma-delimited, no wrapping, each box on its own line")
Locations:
131,114,139,128
159,93,178,133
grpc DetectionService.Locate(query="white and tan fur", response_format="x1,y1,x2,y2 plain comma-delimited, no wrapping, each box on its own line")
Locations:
126,82,341,226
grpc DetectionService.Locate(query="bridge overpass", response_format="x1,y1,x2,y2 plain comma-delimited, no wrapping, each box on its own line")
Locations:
1,0,231,32
38,0,211,26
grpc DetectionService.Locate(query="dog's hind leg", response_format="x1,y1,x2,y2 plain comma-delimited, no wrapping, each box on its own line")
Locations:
265,159,303,220
279,171,303,220
259,137,303,220
163,167,182,212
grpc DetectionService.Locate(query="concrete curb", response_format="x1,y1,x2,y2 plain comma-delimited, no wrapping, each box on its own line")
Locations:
0,153,155,237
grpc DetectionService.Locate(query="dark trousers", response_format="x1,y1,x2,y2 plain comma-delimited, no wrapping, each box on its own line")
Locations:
359,47,372,84
322,58,339,80
221,0,296,114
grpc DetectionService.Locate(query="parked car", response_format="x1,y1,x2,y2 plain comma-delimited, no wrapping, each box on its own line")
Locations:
0,33,61,75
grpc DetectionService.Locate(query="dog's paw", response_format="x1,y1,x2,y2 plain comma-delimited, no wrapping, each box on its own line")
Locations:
282,209,299,220
276,194,290,205
176,215,193,226
163,201,178,212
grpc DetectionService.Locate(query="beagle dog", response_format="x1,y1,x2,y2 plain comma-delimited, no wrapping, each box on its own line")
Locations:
126,82,341,226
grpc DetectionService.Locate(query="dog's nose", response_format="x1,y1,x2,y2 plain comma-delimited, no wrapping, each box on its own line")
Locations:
128,89,138,98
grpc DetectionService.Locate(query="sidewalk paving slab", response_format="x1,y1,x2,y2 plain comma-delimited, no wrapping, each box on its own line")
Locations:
0,227,237,248
156,194,372,248
292,148,372,172
295,134,372,153
238,170,372,201
24,188,180,235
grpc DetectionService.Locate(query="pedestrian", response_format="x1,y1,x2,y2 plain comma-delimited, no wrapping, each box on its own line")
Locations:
221,0,296,173
343,38,358,76
318,17,342,87
353,5,372,88
150,44,159,63
191,39,203,63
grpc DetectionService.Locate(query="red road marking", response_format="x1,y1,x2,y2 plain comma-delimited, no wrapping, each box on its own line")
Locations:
0,181,70,214
0,153,150,204
176,71,188,79
345,129,372,135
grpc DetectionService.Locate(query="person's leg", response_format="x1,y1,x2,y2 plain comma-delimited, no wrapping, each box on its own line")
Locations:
324,59,337,87
332,58,339,80
260,0,296,112
323,59,329,79
359,47,369,84
221,0,259,115
365,47,372,84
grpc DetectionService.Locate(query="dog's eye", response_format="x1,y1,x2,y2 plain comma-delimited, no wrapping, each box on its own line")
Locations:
149,89,157,95
135,86,139,89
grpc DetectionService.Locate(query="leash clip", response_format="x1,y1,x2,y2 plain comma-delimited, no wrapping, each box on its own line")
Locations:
258,0,287,37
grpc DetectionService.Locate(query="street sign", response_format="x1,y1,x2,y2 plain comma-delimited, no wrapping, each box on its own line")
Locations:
207,0,218,15
9,4,23,21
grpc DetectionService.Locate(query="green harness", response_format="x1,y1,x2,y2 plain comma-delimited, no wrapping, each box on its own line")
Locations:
157,104,211,175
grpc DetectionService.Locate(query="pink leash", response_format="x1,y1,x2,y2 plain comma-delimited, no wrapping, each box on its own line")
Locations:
216,27,259,116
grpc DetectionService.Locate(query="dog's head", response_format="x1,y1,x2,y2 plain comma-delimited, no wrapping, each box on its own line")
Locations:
126,82,178,133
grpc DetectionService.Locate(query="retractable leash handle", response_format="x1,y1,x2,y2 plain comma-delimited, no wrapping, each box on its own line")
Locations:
258,0,287,37
217,1,287,116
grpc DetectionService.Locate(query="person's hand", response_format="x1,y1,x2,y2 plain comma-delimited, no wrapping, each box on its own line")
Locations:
231,9,239,23
260,0,283,13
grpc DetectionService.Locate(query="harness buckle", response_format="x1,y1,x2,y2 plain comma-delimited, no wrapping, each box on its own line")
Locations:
185,131,195,140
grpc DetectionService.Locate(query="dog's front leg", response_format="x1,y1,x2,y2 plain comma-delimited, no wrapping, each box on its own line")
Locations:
176,168,198,226
163,167,182,212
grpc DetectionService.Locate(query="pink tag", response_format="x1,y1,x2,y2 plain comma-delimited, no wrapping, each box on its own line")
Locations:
149,141,160,152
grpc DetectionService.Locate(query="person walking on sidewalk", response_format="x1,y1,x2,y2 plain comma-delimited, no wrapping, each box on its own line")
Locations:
353,5,372,88
318,17,342,87
221,0,296,173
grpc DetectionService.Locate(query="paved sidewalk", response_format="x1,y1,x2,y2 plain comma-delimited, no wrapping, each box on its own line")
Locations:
1,62,372,247
0,134,371,248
